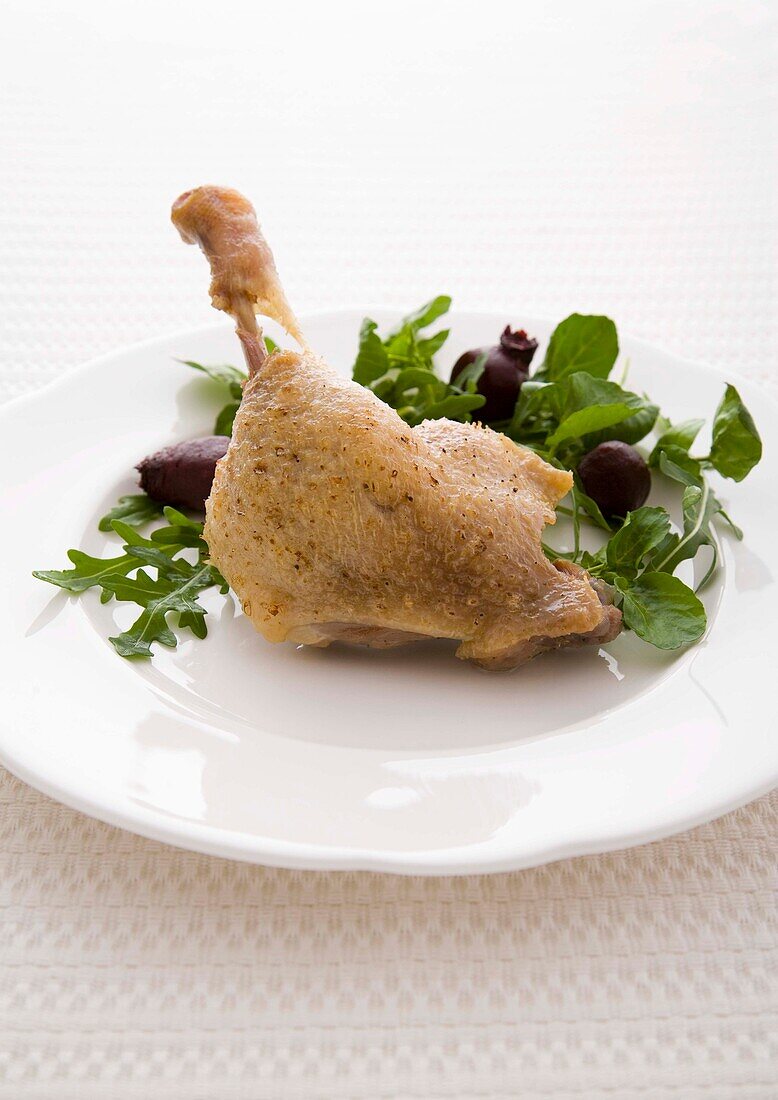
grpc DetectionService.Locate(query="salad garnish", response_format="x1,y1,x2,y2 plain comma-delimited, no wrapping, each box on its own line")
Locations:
34,300,761,659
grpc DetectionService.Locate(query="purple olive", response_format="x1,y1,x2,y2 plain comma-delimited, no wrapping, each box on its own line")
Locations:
450,326,538,423
577,441,651,519
137,436,230,511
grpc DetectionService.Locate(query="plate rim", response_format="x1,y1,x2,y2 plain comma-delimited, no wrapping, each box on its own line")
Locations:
2,308,777,875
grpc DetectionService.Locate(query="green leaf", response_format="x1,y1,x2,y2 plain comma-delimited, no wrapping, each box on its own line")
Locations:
353,318,390,385
549,374,645,422
648,418,705,467
390,366,442,397
115,540,193,579
452,354,486,392
573,483,614,532
214,400,240,436
605,507,672,574
180,357,249,436
110,619,177,657
416,329,450,358
382,299,451,373
162,506,202,529
366,368,400,401
547,402,638,450
108,563,217,658
615,572,706,649
652,482,719,576
543,314,619,381
264,336,279,354
110,518,159,548
510,373,655,453
708,384,762,481
150,525,207,549
578,547,607,571
383,326,416,363
656,454,742,559
389,296,451,336
582,402,659,448
657,447,704,487
179,359,246,388
545,376,648,452
717,508,743,541
98,494,165,532
100,568,174,605
35,480,226,660
35,498,207,599
422,393,486,421
507,380,554,438
352,304,484,426
33,550,139,594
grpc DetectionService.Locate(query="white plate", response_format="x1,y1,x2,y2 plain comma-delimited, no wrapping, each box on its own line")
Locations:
1,310,776,874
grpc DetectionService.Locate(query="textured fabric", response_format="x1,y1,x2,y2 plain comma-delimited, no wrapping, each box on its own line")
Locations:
1,1,776,1097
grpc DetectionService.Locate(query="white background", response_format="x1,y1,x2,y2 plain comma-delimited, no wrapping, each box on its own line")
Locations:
1,2,776,1097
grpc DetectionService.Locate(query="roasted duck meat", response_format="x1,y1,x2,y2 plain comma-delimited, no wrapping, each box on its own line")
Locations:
171,186,621,668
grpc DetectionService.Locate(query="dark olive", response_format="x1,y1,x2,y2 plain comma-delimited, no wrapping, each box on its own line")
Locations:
136,436,230,511
577,441,651,519
450,326,538,423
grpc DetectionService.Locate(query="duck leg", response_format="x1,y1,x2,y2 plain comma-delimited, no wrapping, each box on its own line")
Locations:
171,185,621,669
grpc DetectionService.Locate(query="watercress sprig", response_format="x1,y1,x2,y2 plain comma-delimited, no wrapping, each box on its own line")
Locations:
352,307,762,651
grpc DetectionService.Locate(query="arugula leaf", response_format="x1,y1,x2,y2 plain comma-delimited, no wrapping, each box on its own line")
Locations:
183,354,246,433
417,329,450,358
542,314,619,381
99,568,170,604
33,550,140,594
352,300,485,427
108,563,216,658
150,523,206,548
383,299,452,369
179,359,246,395
615,572,706,649
708,384,762,481
35,499,226,658
159,505,206,531
98,494,165,532
387,296,451,338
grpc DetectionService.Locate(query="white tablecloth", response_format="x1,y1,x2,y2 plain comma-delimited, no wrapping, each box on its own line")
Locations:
1,2,775,1096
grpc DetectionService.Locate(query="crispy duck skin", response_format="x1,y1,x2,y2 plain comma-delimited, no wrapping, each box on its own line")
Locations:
171,186,621,668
